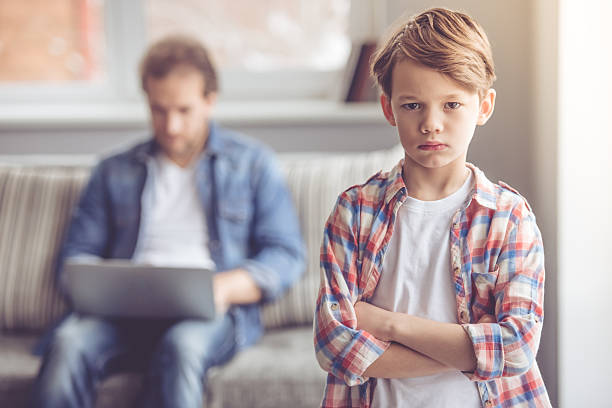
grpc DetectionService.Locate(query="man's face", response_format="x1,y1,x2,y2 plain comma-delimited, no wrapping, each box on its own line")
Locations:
145,67,216,166
381,59,495,172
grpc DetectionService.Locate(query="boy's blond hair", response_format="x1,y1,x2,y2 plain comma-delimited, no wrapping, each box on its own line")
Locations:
371,7,495,99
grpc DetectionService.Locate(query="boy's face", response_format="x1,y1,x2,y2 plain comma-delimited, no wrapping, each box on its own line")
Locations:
381,59,495,172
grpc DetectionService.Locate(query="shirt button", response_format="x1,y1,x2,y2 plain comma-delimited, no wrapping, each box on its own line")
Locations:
454,266,461,275
460,311,468,321
484,400,493,407
330,303,339,311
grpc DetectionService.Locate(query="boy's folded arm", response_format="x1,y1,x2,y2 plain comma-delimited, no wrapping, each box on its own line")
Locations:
355,301,479,372
462,212,545,381
362,342,454,378
314,194,391,386
315,279,452,384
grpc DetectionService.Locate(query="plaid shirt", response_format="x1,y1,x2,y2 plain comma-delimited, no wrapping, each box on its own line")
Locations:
314,161,551,408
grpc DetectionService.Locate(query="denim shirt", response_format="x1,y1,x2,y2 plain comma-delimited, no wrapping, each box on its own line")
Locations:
56,122,305,350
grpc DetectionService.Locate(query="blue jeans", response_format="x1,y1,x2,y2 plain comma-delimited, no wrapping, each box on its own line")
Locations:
31,313,237,408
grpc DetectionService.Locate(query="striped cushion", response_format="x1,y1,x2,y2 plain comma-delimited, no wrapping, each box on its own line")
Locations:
0,146,403,332
0,165,90,331
261,146,403,328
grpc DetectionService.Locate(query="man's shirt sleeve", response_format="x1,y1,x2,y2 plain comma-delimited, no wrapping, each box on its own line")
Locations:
462,204,545,381
314,191,390,386
241,150,305,302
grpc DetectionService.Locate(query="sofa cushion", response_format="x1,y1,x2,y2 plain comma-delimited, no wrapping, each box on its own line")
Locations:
0,333,144,408
207,325,326,408
0,334,40,407
0,166,90,331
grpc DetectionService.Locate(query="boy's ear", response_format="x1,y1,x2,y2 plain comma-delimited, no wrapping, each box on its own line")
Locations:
477,88,496,126
380,93,397,126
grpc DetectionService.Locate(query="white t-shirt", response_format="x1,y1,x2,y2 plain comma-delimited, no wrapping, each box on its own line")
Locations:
370,169,481,408
132,154,216,269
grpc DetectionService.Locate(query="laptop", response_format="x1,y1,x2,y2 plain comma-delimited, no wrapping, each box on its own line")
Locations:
63,259,216,319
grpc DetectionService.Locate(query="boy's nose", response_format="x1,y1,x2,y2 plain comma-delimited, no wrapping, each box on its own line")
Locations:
420,111,443,134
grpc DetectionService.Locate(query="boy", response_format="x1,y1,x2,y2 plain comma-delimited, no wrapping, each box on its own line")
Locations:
314,7,550,408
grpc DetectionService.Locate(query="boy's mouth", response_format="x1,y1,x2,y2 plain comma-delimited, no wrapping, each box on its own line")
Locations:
418,142,447,151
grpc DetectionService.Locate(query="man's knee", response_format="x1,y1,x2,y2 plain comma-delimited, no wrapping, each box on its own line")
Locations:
155,317,235,371
46,315,121,371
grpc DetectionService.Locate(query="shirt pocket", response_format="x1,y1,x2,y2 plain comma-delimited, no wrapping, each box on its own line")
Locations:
470,264,499,312
219,198,251,223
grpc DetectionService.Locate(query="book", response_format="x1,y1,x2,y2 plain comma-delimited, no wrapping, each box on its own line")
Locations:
342,41,378,103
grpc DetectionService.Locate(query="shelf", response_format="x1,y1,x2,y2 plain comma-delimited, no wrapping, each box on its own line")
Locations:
0,100,385,129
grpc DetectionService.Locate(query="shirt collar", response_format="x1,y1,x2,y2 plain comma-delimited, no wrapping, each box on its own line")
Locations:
384,160,498,211
203,120,222,157
466,163,498,210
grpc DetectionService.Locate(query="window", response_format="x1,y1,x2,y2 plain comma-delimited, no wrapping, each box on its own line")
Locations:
146,0,350,71
0,0,106,82
1,0,145,104
144,0,351,100
1,0,384,116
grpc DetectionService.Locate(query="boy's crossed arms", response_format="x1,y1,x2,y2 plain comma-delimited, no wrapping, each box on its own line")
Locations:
354,301,496,378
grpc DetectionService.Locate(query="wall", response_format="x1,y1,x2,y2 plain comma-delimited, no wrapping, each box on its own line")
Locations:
531,0,559,405
557,0,612,406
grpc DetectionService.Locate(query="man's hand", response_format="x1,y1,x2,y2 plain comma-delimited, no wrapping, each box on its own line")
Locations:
212,273,231,315
354,301,394,341
212,269,263,316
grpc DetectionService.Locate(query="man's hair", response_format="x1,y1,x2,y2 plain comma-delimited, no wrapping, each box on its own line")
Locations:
370,7,495,98
140,35,218,96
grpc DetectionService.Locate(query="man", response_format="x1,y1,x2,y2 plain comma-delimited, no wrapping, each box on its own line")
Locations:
31,35,305,408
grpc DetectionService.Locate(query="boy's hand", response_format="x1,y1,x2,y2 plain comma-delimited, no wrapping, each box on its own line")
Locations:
354,301,394,341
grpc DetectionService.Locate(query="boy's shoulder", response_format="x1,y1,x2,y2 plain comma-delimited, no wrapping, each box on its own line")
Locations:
471,165,534,218
497,180,532,211
338,163,403,209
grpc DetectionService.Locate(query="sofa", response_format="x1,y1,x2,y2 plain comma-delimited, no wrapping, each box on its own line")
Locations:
0,144,403,407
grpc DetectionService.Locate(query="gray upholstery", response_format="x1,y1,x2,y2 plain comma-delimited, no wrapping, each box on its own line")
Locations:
208,326,326,408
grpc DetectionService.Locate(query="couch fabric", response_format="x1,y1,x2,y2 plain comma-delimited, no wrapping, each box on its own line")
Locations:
0,145,403,407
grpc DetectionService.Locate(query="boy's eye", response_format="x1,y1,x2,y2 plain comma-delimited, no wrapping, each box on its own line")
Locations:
402,103,421,110
445,102,461,109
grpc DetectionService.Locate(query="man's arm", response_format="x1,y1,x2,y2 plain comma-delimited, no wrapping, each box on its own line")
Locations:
239,149,305,303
